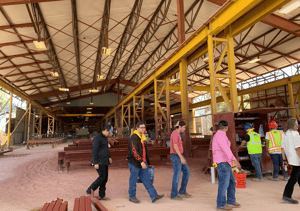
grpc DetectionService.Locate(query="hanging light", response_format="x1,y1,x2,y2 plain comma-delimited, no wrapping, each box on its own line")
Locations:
66,102,70,104
97,75,104,80
51,72,59,77
248,58,261,64
87,108,93,110
102,47,111,55
203,57,209,62
33,41,47,50
59,88,69,91
87,111,92,114
89,89,99,93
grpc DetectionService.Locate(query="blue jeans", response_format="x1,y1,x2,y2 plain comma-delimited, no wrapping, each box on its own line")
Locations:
270,154,288,179
128,161,157,200
250,153,263,180
216,162,236,209
170,154,190,198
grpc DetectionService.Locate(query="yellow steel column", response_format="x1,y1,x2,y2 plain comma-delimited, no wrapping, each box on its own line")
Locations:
154,78,159,146
180,58,191,156
208,35,216,115
166,78,171,137
133,95,136,127
227,37,239,112
192,109,196,133
141,95,145,123
288,82,296,118
39,110,42,139
52,118,55,137
7,93,13,147
27,104,32,142
33,111,36,138
128,104,131,127
121,105,124,138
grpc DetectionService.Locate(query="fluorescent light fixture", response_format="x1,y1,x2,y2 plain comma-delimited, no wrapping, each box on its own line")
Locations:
102,47,111,55
59,88,69,91
33,41,47,50
90,102,94,105
203,57,209,62
51,72,59,77
279,1,300,14
87,108,93,110
89,89,99,93
248,58,261,64
66,102,70,104
150,103,155,105
97,75,104,80
87,111,91,114
170,79,177,83
171,115,174,117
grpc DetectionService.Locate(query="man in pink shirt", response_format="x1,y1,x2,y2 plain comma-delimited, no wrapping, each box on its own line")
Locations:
170,121,191,200
212,120,241,210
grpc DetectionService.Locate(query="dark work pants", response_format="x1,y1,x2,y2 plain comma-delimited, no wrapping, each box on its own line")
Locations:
283,166,300,198
88,165,108,198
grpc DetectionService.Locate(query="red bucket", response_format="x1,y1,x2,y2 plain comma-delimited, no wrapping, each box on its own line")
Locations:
234,172,246,188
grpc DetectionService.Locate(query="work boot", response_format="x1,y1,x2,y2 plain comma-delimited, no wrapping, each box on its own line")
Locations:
152,194,165,203
228,202,241,208
179,192,192,198
99,197,110,201
170,195,183,200
268,177,279,181
217,205,233,210
129,197,140,203
283,196,299,204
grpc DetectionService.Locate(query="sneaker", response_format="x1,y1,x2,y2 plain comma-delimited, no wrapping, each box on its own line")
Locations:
283,177,289,181
179,192,192,198
252,178,263,182
152,194,165,203
170,195,183,200
268,177,279,181
86,189,91,195
99,197,110,201
282,196,299,204
129,197,140,203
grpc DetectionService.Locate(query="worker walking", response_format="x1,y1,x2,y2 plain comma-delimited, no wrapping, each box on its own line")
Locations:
281,118,300,204
127,121,165,203
170,121,191,200
265,121,289,181
86,125,113,200
241,124,263,181
212,120,241,211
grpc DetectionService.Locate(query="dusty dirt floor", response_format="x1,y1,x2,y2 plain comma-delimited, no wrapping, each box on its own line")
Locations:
0,140,300,211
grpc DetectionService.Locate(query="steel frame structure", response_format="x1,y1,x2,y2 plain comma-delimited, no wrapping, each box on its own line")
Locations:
133,95,144,127
32,109,42,139
47,115,55,138
121,104,131,138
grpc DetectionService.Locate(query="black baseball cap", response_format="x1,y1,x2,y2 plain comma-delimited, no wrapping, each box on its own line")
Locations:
218,120,229,127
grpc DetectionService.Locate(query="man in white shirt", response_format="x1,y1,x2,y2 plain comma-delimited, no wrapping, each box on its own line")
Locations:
281,118,300,204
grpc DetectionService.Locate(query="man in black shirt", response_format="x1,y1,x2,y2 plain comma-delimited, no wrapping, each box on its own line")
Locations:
86,125,113,200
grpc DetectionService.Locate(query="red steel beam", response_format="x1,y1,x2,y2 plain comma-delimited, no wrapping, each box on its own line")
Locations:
0,60,50,70
0,0,61,6
19,79,58,87
0,51,45,60
30,79,119,99
12,74,52,83
0,23,33,30
41,91,109,107
4,68,52,77
0,39,36,47
22,83,60,92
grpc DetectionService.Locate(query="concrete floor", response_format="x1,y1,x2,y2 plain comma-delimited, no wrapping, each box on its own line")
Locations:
0,140,299,211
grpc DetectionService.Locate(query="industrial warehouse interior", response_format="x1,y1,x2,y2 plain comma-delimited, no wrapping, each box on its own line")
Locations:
1,0,300,210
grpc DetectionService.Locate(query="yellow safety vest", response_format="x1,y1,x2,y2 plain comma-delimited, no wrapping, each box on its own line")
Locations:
247,131,262,154
266,130,283,153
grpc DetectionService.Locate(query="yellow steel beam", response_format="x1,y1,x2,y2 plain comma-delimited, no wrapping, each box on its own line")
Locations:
227,37,239,112
216,79,233,111
57,114,105,117
288,82,297,118
27,104,31,141
171,74,300,114
165,85,230,92
0,78,56,118
104,0,270,119
208,35,217,115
